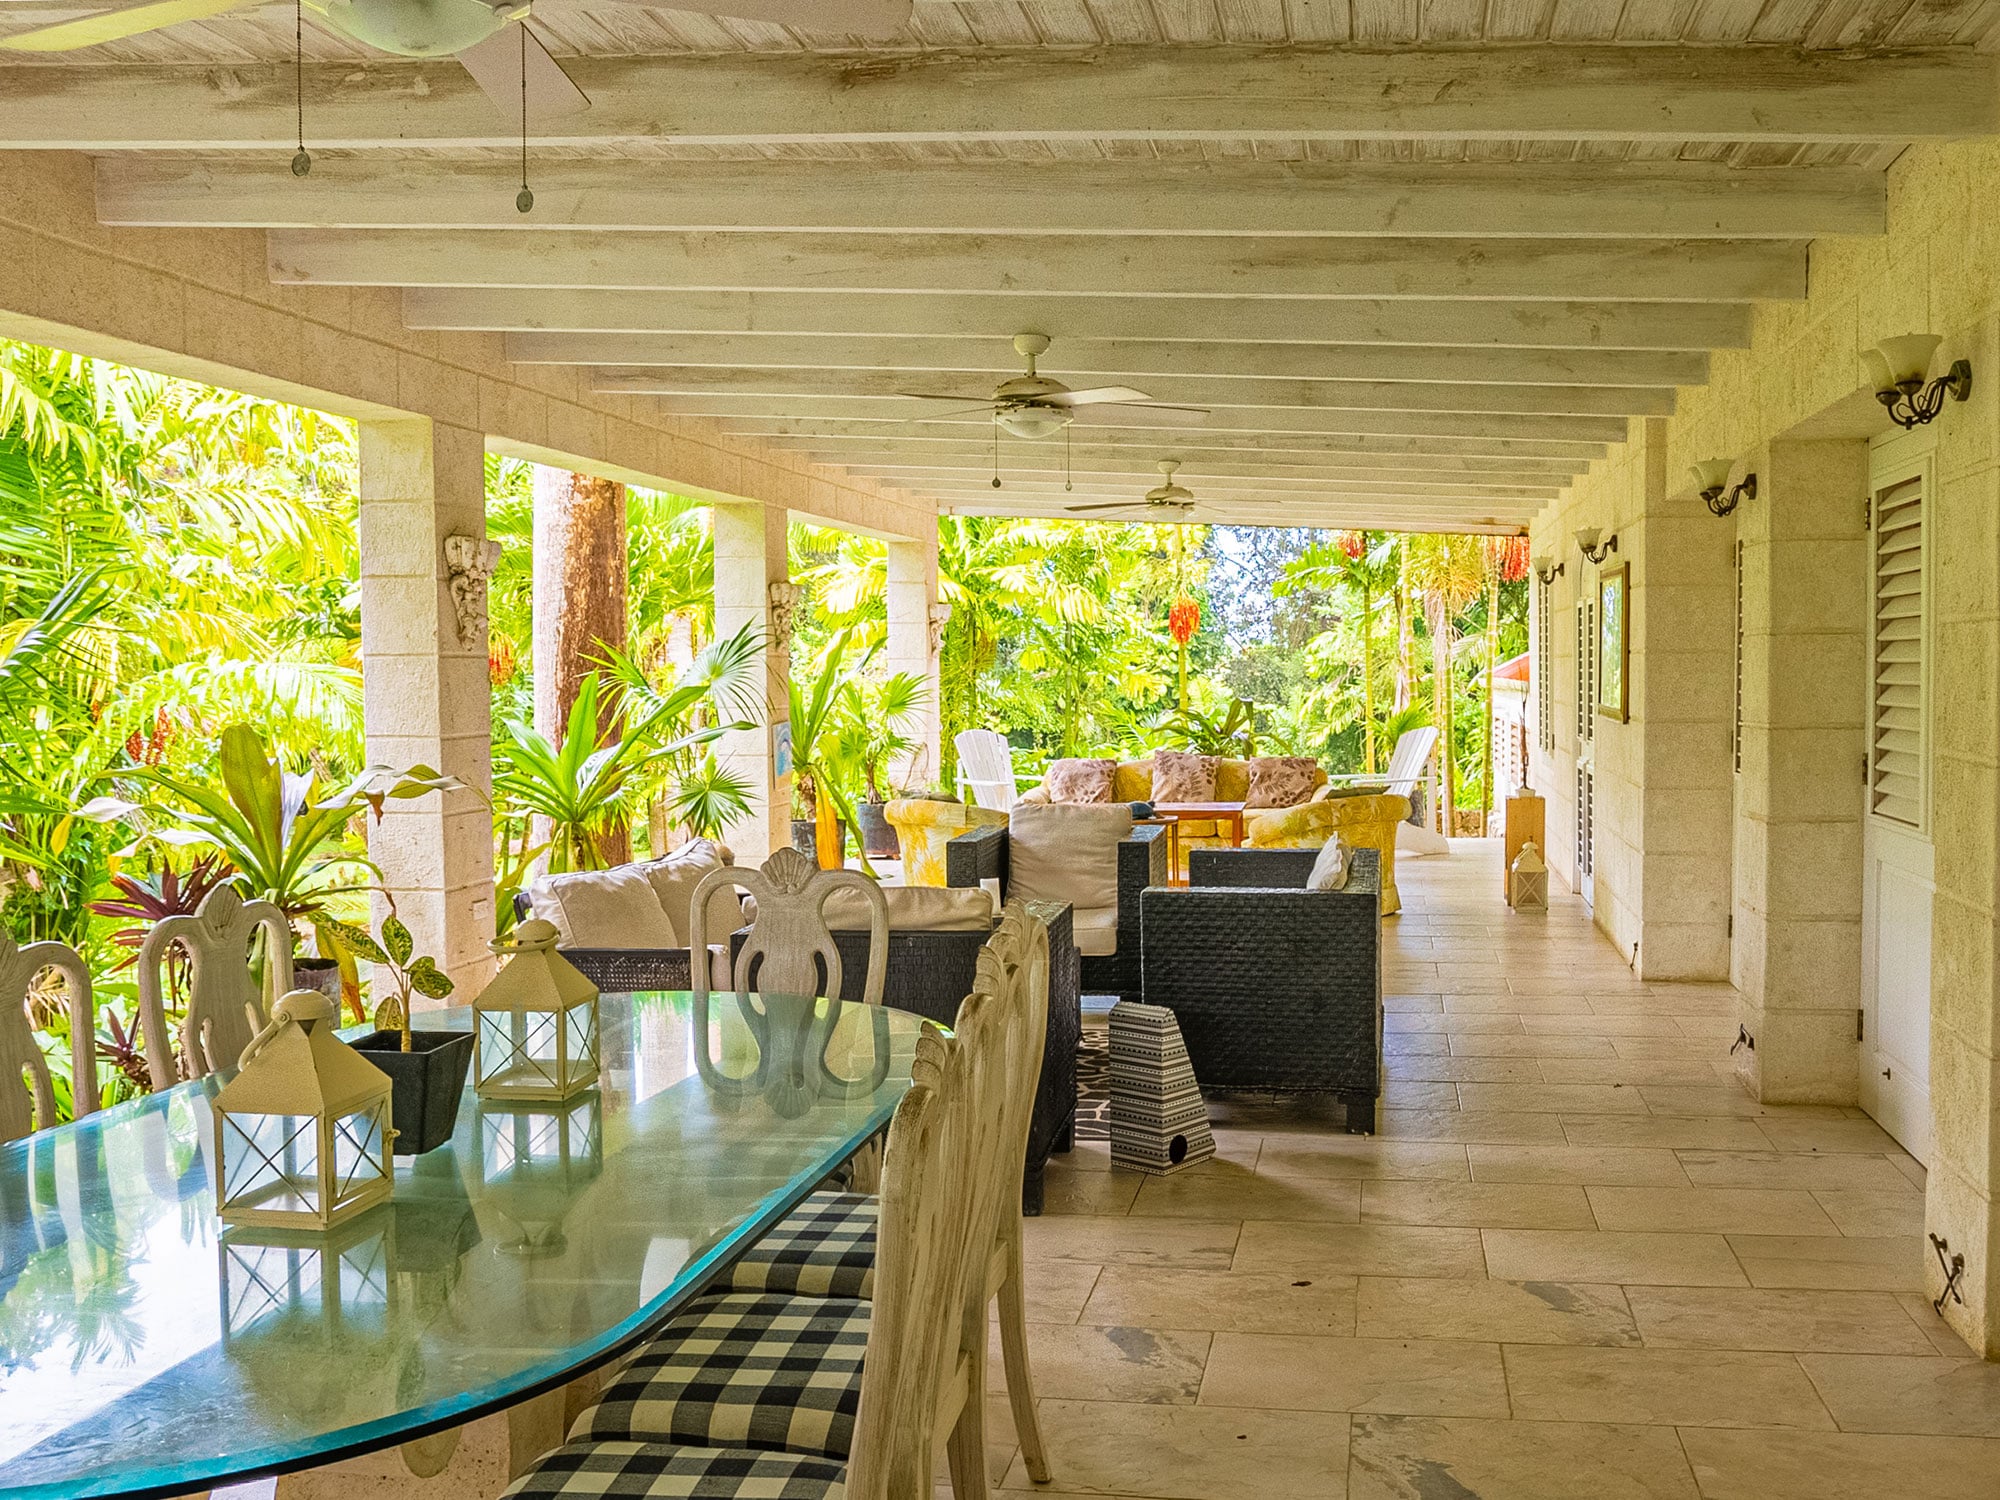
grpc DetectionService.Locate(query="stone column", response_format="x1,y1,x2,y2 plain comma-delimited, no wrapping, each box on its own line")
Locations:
712,499,791,858
1731,438,1868,1102
356,419,498,993
884,534,943,795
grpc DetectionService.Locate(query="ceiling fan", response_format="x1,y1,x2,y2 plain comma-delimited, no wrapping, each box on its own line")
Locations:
1066,460,1200,521
900,333,1209,440
0,0,914,120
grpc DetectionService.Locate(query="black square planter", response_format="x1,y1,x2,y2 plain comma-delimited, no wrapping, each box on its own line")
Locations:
352,1029,475,1155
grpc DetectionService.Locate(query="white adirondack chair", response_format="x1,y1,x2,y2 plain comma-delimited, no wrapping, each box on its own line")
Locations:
955,728,1023,813
1327,726,1450,856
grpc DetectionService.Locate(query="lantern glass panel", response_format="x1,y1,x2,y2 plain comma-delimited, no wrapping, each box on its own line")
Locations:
479,1007,563,1092
564,1001,599,1081
221,1112,323,1217
330,1105,392,1206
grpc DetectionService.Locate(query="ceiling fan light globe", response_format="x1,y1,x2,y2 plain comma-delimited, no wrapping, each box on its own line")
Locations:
323,0,509,56
995,405,1072,441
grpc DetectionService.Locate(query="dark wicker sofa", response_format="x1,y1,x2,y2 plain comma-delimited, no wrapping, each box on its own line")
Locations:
1140,846,1383,1132
946,819,1170,1004
512,890,1081,1214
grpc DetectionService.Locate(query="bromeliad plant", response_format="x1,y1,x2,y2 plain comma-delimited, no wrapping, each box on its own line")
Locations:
309,907,453,1051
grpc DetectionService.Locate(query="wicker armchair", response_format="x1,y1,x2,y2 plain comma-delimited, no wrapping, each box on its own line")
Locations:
946,819,1169,1004
1140,846,1383,1133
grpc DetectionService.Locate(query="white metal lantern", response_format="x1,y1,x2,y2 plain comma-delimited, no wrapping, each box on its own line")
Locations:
473,919,600,1102
1510,839,1550,913
212,990,396,1231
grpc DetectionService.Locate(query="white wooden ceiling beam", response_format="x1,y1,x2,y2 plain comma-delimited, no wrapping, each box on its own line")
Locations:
769,439,1589,479
593,366,1675,417
8,47,1992,150
96,157,1884,240
852,469,1562,499
508,332,1707,389
688,398,1632,442
936,499,1528,536
829,455,1571,487
270,229,1806,302
723,418,1607,461
405,288,1754,351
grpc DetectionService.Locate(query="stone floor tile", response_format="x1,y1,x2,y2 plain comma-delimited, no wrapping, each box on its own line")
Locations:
1387,1011,1524,1035
1809,1187,1928,1237
1625,1286,1942,1354
1017,1259,1105,1323
1502,1345,1836,1429
1897,1293,1976,1354
1385,1053,1546,1083
1234,1220,1489,1279
1753,1116,1903,1154
1631,1086,1779,1117
1608,1035,1728,1059
1078,1266,1358,1335
1559,1115,1773,1151
1679,1428,2000,1499
1375,1108,1568,1144
1129,1167,1362,1224
1349,1415,1700,1499
1448,1033,1617,1057
1727,1233,1924,1291
1256,1137,1471,1182
1457,1082,1652,1114
1892,1153,1928,1189
1355,1275,1639,1346
1467,1144,1692,1186
1025,1214,1239,1270
1382,1032,1451,1056
1536,1057,1736,1086
1199,1333,1509,1416
1360,1179,1596,1229
1522,1014,1688,1036
1380,1080,1462,1110
997,1399,1351,1499
1799,1353,2000,1436
1481,1229,1748,1286
1382,993,1445,1012
998,1323,1212,1406
1585,1185,1840,1235
1038,1169,1145,1216
1445,992,1595,1013
1673,1149,1917,1191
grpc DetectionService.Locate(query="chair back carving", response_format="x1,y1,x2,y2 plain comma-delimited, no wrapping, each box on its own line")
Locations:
688,846,887,1005
0,935,96,1142
136,884,295,1083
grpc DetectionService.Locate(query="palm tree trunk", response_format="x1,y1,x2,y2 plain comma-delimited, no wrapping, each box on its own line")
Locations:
1482,564,1500,835
1395,549,1414,711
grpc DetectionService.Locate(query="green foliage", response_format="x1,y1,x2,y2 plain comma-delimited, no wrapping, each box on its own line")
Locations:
312,904,454,1045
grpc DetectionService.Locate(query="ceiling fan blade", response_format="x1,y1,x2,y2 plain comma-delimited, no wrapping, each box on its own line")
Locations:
1067,404,1211,429
1064,503,1155,515
1045,386,1155,408
0,0,259,50
457,23,591,120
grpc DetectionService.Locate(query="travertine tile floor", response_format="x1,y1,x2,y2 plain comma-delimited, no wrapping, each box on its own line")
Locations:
980,841,2000,1500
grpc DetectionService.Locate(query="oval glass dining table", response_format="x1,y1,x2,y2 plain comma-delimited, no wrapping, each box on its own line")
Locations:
0,990,925,1500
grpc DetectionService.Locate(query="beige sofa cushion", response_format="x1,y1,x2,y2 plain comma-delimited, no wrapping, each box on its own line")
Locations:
638,838,743,945
823,884,997,931
528,866,681,949
1007,802,1132,914
1071,906,1119,957
1043,757,1118,804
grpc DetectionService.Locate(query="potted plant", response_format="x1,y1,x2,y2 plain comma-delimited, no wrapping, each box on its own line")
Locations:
786,632,858,865
313,907,471,1155
834,671,930,860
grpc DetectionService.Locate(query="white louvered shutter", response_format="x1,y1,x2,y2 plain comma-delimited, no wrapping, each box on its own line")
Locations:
1870,478,1926,828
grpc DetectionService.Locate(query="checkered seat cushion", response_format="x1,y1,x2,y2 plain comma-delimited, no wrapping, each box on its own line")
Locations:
503,1441,845,1500
726,1191,878,1301
574,1291,869,1459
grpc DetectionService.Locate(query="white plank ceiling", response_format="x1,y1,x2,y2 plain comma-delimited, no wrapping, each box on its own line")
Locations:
5,0,2000,531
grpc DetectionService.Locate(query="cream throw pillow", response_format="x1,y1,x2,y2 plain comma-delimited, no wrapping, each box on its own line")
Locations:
1042,758,1117,804
1308,837,1353,892
1007,802,1133,912
528,866,681,948
639,838,743,945
1151,749,1219,803
822,884,997,931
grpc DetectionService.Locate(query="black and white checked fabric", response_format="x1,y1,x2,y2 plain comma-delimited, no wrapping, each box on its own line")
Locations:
725,1191,878,1301
502,1441,845,1500
574,1292,869,1458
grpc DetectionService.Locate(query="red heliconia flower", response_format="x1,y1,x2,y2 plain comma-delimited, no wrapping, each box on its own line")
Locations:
1169,595,1201,647
1496,535,1531,583
1338,530,1365,560
489,635,518,687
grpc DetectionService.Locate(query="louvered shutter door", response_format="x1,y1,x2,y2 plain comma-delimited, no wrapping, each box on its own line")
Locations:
1733,541,1744,775
1870,478,1926,827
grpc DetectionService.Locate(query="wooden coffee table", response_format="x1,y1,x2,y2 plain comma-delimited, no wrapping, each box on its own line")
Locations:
1152,800,1250,849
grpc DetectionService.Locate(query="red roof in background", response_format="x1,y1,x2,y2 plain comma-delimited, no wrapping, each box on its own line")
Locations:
1493,653,1531,683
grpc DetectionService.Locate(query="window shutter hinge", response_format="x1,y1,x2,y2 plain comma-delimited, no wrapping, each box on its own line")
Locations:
1864,496,1872,531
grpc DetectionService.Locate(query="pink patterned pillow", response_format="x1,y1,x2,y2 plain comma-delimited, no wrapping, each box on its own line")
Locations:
1151,749,1219,804
1042,758,1117,804
1246,756,1321,809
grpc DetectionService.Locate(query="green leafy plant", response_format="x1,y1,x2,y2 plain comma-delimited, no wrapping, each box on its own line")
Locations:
310,907,453,1052
834,670,930,804
1152,697,1261,758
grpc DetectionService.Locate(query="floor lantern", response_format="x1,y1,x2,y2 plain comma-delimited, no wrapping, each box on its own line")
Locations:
1107,1000,1215,1174
212,990,396,1231
474,919,600,1102
1510,839,1550,912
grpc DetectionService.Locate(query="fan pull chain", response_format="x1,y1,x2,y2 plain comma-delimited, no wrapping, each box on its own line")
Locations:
991,414,1001,489
290,0,311,177
1065,423,1073,492
516,25,535,214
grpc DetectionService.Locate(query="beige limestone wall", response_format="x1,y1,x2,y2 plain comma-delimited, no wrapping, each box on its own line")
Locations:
1528,135,2000,1354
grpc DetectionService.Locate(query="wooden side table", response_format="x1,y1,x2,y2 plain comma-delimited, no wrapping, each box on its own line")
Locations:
1152,801,1249,849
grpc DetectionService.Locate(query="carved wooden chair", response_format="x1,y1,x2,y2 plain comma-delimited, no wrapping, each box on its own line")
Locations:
136,884,295,1083
0,934,96,1142
688,845,888,1006
500,997,979,1500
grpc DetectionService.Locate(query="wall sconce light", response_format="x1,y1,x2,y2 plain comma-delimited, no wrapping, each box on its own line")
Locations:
1689,459,1757,518
1864,334,1971,429
1575,527,1617,565
1531,554,1565,585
